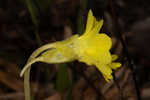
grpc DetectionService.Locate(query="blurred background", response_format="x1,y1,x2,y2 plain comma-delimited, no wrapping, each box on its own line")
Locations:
0,0,150,100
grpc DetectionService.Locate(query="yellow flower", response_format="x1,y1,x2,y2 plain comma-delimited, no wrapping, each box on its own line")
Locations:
20,10,121,82
73,10,121,81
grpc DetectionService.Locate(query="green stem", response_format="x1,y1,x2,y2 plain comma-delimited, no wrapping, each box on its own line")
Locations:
22,43,56,100
24,68,31,100
24,0,42,99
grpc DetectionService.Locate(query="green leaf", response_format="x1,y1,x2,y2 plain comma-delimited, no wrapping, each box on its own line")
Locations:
56,64,71,92
25,0,39,26
77,0,87,34
77,10,85,34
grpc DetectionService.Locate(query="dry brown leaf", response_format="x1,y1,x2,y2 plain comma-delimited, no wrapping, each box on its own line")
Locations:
83,88,97,100
45,92,61,100
0,71,24,92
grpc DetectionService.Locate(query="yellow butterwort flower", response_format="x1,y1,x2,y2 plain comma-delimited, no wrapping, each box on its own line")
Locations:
20,10,121,82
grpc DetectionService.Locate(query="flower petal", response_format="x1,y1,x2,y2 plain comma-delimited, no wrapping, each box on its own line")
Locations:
96,63,113,82
85,10,95,34
112,54,118,61
91,34,112,50
110,62,121,69
90,19,103,34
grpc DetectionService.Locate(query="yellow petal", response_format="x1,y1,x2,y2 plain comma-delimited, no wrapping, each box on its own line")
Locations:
85,10,95,34
103,73,113,82
84,10,104,37
96,64,113,82
90,19,103,34
112,54,118,61
89,33,112,50
110,62,121,69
